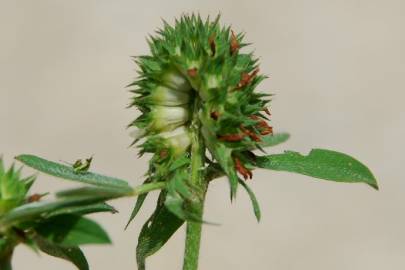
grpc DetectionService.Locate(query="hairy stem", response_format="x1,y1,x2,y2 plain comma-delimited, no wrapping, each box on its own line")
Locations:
183,97,206,270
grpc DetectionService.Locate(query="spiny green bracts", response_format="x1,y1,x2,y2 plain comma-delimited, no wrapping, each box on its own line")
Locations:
0,158,37,265
0,158,36,215
129,14,273,198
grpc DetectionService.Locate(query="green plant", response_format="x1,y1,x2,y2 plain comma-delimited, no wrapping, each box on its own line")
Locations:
4,14,377,270
0,157,118,270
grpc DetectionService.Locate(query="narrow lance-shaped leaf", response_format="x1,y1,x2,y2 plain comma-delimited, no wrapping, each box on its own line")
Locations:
55,186,131,199
255,149,378,189
46,203,117,218
15,155,131,192
125,179,151,230
238,179,261,222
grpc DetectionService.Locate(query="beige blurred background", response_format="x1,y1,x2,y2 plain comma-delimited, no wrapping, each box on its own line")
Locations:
1,0,404,269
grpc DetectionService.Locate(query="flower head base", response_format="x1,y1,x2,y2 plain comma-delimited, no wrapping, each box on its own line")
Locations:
129,14,273,197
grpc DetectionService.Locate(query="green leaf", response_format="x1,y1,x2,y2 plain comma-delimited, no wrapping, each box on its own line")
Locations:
168,154,190,171
125,179,150,229
136,192,184,270
212,144,238,199
255,149,378,189
125,193,148,229
35,215,111,246
0,196,112,227
15,155,131,192
258,133,290,148
56,186,131,199
34,234,89,270
239,179,261,222
46,203,117,218
246,133,290,150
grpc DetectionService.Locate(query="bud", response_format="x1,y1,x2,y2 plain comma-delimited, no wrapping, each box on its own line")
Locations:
161,126,191,156
162,69,191,92
144,85,190,106
140,126,191,157
150,105,190,132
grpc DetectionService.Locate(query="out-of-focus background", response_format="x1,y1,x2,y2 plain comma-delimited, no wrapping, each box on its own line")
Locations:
1,1,404,269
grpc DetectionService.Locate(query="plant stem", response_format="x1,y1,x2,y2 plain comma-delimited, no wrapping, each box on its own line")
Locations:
0,250,13,270
183,201,205,270
131,181,166,196
183,98,206,270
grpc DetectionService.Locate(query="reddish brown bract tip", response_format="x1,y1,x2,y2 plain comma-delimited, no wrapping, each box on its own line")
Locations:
236,68,260,89
234,157,252,180
209,33,216,56
28,194,42,203
159,149,169,159
187,67,198,78
240,125,261,142
210,111,219,120
251,115,273,136
230,30,240,55
218,133,246,142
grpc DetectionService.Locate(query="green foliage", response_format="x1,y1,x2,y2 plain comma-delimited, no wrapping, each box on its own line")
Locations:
15,155,131,192
255,149,378,189
238,179,261,222
0,159,35,214
2,13,379,270
136,192,184,270
245,133,290,151
125,179,150,229
46,203,116,218
35,215,111,246
0,157,116,270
